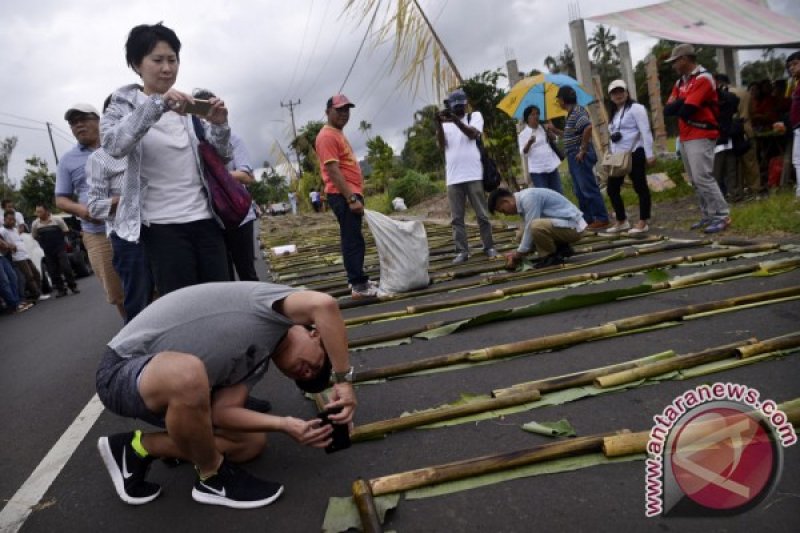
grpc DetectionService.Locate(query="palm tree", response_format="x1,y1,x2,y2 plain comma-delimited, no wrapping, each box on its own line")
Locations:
343,0,462,98
358,120,373,140
588,25,619,66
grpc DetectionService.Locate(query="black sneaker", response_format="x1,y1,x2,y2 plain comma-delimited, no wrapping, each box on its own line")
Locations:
555,242,575,258
534,253,565,269
192,460,284,509
97,432,161,505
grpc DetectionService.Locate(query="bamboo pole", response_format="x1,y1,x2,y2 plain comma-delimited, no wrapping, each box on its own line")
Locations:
594,339,758,388
603,396,800,457
354,286,800,382
352,478,382,533
736,332,800,359
350,390,541,442
349,321,447,348
368,431,623,496
493,350,677,398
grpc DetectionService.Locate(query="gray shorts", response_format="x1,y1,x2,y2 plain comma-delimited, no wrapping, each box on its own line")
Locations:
96,346,165,428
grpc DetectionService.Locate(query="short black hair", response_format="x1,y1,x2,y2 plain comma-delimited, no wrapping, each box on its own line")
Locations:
125,23,181,71
556,86,577,105
786,51,800,65
4,209,15,218
487,188,514,214
522,105,540,123
294,355,332,393
1,199,12,208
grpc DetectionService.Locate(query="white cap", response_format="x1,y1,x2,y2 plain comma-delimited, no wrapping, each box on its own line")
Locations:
64,103,100,121
607,80,627,94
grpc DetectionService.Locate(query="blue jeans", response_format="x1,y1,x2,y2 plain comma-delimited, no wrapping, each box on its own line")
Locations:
328,193,368,287
111,234,154,323
566,148,609,223
529,169,564,195
0,256,20,310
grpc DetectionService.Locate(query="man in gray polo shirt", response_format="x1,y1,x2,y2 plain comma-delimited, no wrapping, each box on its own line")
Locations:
56,103,125,318
96,281,357,509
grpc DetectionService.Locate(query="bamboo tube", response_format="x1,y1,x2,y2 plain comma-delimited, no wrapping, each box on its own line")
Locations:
736,332,800,359
493,350,677,398
406,291,506,314
666,263,760,288
368,431,623,496
602,397,800,458
345,309,410,326
352,478,382,533
636,239,710,255
354,287,800,383
594,339,757,388
610,285,800,332
684,243,778,262
350,390,541,442
577,236,662,252
499,273,595,297
602,431,650,457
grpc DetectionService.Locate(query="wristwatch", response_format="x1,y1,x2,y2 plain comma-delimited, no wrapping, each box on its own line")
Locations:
348,194,359,205
331,366,355,384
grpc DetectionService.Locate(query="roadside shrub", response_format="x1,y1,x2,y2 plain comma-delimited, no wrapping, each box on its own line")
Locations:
388,170,442,208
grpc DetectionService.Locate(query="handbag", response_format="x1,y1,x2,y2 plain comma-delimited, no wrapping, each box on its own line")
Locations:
601,151,632,177
191,116,252,229
467,113,502,192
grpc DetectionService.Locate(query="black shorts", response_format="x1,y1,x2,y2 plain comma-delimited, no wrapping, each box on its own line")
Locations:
96,346,165,428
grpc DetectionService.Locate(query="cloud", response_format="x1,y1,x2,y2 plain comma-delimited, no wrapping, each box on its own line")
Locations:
0,0,797,185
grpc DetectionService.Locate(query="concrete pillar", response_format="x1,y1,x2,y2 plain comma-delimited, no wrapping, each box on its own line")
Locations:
618,40,637,100
645,54,668,154
569,19,592,88
506,58,524,191
716,48,739,87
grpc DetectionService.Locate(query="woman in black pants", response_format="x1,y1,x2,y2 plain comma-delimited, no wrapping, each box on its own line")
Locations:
605,80,655,234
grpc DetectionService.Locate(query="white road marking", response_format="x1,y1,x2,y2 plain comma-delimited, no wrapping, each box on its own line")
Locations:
0,394,105,533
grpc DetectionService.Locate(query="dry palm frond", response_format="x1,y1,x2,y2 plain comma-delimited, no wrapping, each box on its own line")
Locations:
343,0,462,99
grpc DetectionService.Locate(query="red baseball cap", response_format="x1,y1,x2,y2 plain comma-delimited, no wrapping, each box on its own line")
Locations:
326,94,355,109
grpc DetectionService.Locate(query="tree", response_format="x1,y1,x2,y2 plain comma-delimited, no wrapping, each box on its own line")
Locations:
358,120,373,140
289,120,325,174
0,136,18,188
544,45,576,78
343,0,462,98
19,156,55,212
365,135,399,194
741,49,787,86
249,166,289,206
588,25,621,88
401,104,444,178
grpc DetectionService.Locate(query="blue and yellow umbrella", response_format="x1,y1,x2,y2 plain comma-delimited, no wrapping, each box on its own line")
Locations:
497,73,595,121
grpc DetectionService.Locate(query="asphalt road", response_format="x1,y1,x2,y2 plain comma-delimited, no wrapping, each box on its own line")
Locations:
1,231,798,532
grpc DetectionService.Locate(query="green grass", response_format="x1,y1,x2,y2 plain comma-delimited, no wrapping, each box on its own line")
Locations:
364,193,392,214
729,191,800,236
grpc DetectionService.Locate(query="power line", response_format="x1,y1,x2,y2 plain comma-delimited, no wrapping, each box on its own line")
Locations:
0,121,46,132
283,0,315,101
295,0,331,98
300,20,347,102
338,0,383,94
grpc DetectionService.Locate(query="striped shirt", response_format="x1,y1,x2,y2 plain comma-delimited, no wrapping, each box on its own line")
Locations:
563,105,592,156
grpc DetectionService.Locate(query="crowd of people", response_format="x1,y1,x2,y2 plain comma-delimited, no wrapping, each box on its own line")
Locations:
2,28,799,513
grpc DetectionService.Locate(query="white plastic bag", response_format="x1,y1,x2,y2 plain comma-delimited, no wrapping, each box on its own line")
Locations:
364,209,429,296
391,197,408,211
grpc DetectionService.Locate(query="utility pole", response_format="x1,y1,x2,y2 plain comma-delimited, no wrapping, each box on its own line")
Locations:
280,99,303,179
46,122,59,164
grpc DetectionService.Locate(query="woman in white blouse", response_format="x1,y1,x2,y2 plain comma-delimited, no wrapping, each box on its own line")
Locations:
606,80,655,234
518,105,564,194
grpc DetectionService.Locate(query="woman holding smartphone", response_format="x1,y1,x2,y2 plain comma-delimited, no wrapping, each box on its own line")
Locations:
518,105,564,194
605,80,655,234
101,23,231,295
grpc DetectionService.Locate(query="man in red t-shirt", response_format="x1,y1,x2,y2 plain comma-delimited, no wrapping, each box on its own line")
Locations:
315,94,376,299
786,51,800,199
664,43,731,234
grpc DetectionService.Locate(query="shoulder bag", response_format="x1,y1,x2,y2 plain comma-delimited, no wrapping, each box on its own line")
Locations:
467,113,502,192
191,116,252,229
601,106,635,178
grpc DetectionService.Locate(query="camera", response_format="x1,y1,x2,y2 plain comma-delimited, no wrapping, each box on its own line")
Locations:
317,407,351,454
610,132,623,143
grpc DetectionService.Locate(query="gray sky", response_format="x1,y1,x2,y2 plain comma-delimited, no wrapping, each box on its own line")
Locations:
1,0,798,184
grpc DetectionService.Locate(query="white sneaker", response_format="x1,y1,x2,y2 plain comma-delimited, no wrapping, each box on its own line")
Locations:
605,221,631,234
351,283,378,299
628,223,649,234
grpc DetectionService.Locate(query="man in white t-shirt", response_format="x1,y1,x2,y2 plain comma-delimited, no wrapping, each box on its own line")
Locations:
435,88,496,264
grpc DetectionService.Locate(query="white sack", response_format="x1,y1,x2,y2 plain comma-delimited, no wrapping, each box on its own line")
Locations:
364,209,429,296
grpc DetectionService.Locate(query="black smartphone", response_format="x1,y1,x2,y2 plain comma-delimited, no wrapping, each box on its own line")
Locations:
317,407,351,454
183,99,213,116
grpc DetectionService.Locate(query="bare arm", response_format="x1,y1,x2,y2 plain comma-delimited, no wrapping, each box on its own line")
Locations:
230,170,254,185
55,196,92,221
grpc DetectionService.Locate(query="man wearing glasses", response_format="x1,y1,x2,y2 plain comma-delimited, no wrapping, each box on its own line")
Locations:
56,104,125,318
